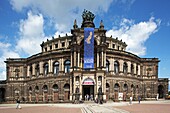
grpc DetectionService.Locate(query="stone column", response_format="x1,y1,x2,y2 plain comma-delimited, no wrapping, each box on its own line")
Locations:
27,65,30,77
119,60,123,73
51,59,54,73
61,58,64,72
78,51,80,68
101,51,103,67
103,76,106,100
97,53,99,68
48,60,51,74
40,62,43,75
74,51,76,67
102,76,104,92
32,64,36,76
127,61,131,74
138,65,140,75
79,75,82,99
80,58,82,68
103,52,106,67
134,63,136,75
70,51,73,71
96,75,98,99
112,59,115,74
69,76,73,101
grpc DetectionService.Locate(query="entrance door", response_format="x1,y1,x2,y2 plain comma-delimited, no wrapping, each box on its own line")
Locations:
158,85,164,98
83,85,94,100
0,88,5,102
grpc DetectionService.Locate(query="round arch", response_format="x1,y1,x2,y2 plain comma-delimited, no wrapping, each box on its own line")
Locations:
42,85,48,92
82,78,95,85
114,83,120,91
158,85,164,98
106,82,110,100
63,83,70,100
52,84,59,92
0,88,5,102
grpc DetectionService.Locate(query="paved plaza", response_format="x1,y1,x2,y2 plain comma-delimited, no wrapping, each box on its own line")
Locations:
0,100,170,113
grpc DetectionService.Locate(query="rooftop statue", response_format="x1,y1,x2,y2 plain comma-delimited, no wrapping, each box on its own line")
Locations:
81,9,95,28
82,9,95,22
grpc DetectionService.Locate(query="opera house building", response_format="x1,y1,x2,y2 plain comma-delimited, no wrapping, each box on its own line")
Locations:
0,10,168,103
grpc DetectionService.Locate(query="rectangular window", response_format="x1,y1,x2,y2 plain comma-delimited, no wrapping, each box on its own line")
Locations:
62,42,65,47
112,44,115,48
118,46,120,50
107,43,109,47
55,43,58,48
69,41,71,45
50,45,52,50
45,47,47,52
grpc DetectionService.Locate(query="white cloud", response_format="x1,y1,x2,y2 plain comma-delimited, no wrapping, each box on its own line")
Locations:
0,42,20,80
10,0,113,32
106,17,160,56
0,11,45,80
16,11,45,56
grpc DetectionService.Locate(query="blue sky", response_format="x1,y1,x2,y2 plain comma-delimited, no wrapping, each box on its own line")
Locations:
0,0,170,89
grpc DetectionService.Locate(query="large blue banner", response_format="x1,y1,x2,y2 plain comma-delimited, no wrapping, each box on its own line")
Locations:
84,28,94,69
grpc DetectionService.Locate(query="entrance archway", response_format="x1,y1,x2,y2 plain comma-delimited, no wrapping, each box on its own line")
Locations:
123,84,128,101
158,85,164,98
114,83,120,101
52,84,59,102
106,83,110,100
64,84,70,100
82,78,94,100
0,88,5,102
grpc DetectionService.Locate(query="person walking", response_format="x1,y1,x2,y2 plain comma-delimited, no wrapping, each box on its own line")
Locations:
129,96,132,105
16,98,21,109
138,96,141,104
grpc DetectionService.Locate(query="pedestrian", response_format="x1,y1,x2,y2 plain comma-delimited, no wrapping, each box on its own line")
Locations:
129,96,132,105
87,94,89,101
85,95,87,101
138,96,141,104
156,93,159,101
16,98,21,109
90,94,93,101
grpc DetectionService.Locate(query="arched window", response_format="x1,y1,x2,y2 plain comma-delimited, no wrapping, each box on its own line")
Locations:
114,61,119,74
35,64,39,76
131,64,134,74
114,83,120,91
29,87,32,93
158,85,164,98
52,84,58,92
64,60,70,73
106,60,110,72
124,84,128,91
15,69,20,78
131,84,134,92
43,85,48,92
35,86,39,92
123,62,128,74
64,84,70,91
53,61,59,75
106,83,110,92
44,63,49,76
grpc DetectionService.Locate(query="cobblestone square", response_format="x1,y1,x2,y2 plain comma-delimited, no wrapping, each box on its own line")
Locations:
0,100,170,113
